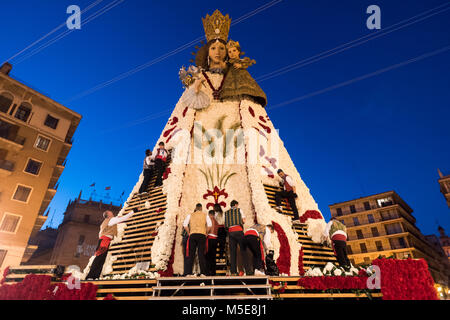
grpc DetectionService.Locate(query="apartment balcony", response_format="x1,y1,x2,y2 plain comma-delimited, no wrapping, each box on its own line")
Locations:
0,159,15,177
349,244,411,256
0,132,26,151
344,216,403,228
347,230,407,241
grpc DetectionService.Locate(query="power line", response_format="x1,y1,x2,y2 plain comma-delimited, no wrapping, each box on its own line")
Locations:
64,0,283,103
4,0,105,64
94,2,450,133
266,45,450,111
256,2,450,82
13,0,125,65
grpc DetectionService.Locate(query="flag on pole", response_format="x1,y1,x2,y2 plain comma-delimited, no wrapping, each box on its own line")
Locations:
105,186,111,190
89,182,95,187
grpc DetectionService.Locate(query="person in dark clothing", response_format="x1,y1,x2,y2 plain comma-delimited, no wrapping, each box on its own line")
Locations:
138,149,154,194
274,169,301,224
154,142,168,187
213,203,227,262
243,224,274,275
224,200,247,276
205,210,219,276
181,228,189,276
86,209,136,280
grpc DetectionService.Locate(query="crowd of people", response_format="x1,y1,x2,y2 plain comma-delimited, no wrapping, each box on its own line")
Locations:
182,200,276,277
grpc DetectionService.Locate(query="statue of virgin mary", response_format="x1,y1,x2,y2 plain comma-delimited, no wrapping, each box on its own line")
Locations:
116,10,326,277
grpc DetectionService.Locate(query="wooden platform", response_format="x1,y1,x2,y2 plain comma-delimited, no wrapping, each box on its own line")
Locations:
149,275,272,300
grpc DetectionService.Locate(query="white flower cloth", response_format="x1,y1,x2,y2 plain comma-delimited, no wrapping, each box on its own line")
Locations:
181,86,210,110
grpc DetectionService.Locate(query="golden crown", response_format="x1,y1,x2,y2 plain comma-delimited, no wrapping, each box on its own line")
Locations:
202,10,231,43
227,40,240,49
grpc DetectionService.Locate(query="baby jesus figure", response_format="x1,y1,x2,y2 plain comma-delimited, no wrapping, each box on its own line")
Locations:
227,40,256,70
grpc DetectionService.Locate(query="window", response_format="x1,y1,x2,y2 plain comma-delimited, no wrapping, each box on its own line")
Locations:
35,136,51,152
0,249,7,268
83,215,90,223
44,114,59,129
364,201,371,211
350,205,356,213
360,243,368,253
375,241,383,251
0,214,21,233
398,237,407,248
12,185,32,202
356,230,364,239
24,159,42,175
377,197,393,208
371,227,379,237
15,104,31,122
367,214,375,223
336,208,342,216
353,217,360,226
0,94,13,113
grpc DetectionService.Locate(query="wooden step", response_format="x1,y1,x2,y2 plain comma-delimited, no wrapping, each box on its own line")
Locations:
148,295,272,300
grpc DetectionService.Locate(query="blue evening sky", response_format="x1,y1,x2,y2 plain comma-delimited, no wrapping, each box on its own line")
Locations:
1,0,449,236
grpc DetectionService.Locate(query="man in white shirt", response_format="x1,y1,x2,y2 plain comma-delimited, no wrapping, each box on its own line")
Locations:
275,169,301,224
183,203,212,276
139,149,155,194
86,209,136,280
154,141,169,187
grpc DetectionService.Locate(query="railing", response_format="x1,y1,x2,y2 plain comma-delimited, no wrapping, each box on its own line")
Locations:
350,244,411,255
56,157,67,166
348,229,405,241
0,159,15,171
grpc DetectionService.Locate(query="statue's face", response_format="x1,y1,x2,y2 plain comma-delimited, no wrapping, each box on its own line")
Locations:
208,41,227,64
227,46,240,59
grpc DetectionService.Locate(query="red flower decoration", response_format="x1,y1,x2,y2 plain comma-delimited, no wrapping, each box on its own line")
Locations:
203,186,228,209
163,167,171,180
103,293,116,300
299,210,323,223
298,248,305,276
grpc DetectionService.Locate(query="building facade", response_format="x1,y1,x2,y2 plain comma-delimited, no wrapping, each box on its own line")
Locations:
438,169,450,208
44,193,121,269
329,191,450,287
437,226,450,262
0,63,81,273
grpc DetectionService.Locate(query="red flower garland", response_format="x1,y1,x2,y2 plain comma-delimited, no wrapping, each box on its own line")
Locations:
372,258,438,300
163,167,171,180
1,266,10,285
0,274,98,300
298,276,368,290
299,210,323,223
271,221,291,275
